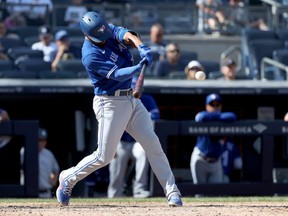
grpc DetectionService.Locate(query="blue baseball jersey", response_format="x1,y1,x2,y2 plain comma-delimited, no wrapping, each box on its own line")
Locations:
81,23,135,95
195,111,237,158
121,94,160,142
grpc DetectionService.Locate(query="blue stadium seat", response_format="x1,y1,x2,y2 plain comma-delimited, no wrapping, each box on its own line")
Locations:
249,39,283,79
0,38,26,53
7,47,44,62
0,70,38,79
56,59,85,74
241,29,279,79
0,60,14,71
15,58,51,75
272,49,288,80
275,28,288,46
38,70,78,79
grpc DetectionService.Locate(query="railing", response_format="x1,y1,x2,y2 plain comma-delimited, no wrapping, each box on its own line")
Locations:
261,0,288,29
260,57,288,80
151,120,288,196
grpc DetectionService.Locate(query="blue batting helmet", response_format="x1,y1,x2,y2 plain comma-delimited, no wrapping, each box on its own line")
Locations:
80,11,112,43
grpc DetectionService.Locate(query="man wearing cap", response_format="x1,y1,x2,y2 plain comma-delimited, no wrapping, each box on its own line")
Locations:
31,25,57,63
190,93,238,185
51,29,81,72
218,58,238,80
55,11,183,207
20,128,60,198
185,60,205,80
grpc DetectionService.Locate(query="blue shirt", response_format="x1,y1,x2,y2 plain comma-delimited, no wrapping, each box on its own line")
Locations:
81,23,134,95
121,94,160,142
195,111,237,158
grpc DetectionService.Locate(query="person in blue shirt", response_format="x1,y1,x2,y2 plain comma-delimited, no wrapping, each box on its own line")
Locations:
108,93,160,198
190,93,237,184
56,11,182,207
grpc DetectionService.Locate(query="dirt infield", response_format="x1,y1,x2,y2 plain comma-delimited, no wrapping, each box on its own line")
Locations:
0,198,288,216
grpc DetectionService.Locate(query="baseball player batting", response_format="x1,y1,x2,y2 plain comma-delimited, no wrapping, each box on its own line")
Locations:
56,11,183,207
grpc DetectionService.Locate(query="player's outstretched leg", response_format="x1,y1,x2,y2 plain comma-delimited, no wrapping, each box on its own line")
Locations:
56,171,72,206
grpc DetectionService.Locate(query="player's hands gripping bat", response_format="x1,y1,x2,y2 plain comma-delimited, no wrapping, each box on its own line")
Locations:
133,63,146,98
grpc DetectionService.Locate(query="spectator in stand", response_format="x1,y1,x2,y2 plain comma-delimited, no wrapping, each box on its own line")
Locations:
147,23,166,61
6,0,53,26
184,60,205,80
108,93,160,198
0,21,20,39
31,25,57,63
190,93,237,184
217,58,238,80
51,30,81,72
64,0,88,28
20,128,60,198
225,0,269,31
196,0,226,31
153,42,187,78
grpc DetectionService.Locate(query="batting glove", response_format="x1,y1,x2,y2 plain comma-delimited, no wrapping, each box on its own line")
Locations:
137,44,152,67
138,57,147,68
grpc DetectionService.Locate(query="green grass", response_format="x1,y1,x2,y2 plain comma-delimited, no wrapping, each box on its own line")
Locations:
0,196,288,204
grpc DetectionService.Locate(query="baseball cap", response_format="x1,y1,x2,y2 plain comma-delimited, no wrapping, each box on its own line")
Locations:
39,25,51,36
206,93,221,105
222,58,236,67
38,128,48,139
55,30,69,41
187,60,203,70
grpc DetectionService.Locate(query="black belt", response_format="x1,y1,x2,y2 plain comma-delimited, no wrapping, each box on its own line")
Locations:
199,154,219,163
108,88,133,96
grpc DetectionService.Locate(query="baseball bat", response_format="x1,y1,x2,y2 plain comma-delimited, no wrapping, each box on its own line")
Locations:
133,63,146,98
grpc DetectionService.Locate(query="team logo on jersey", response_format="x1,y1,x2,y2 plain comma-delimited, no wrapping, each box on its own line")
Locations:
110,52,118,62
98,25,106,34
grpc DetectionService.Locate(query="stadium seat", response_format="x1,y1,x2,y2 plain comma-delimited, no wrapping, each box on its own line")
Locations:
272,49,288,80
15,58,51,75
168,71,187,79
56,59,85,74
249,39,283,80
275,28,288,46
180,50,198,65
10,26,40,40
0,60,14,71
198,60,220,74
38,70,78,79
0,70,38,79
7,47,44,62
23,36,39,47
241,29,279,79
0,38,25,53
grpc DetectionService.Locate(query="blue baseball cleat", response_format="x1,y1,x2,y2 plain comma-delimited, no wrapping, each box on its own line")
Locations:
168,194,183,207
56,172,72,206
